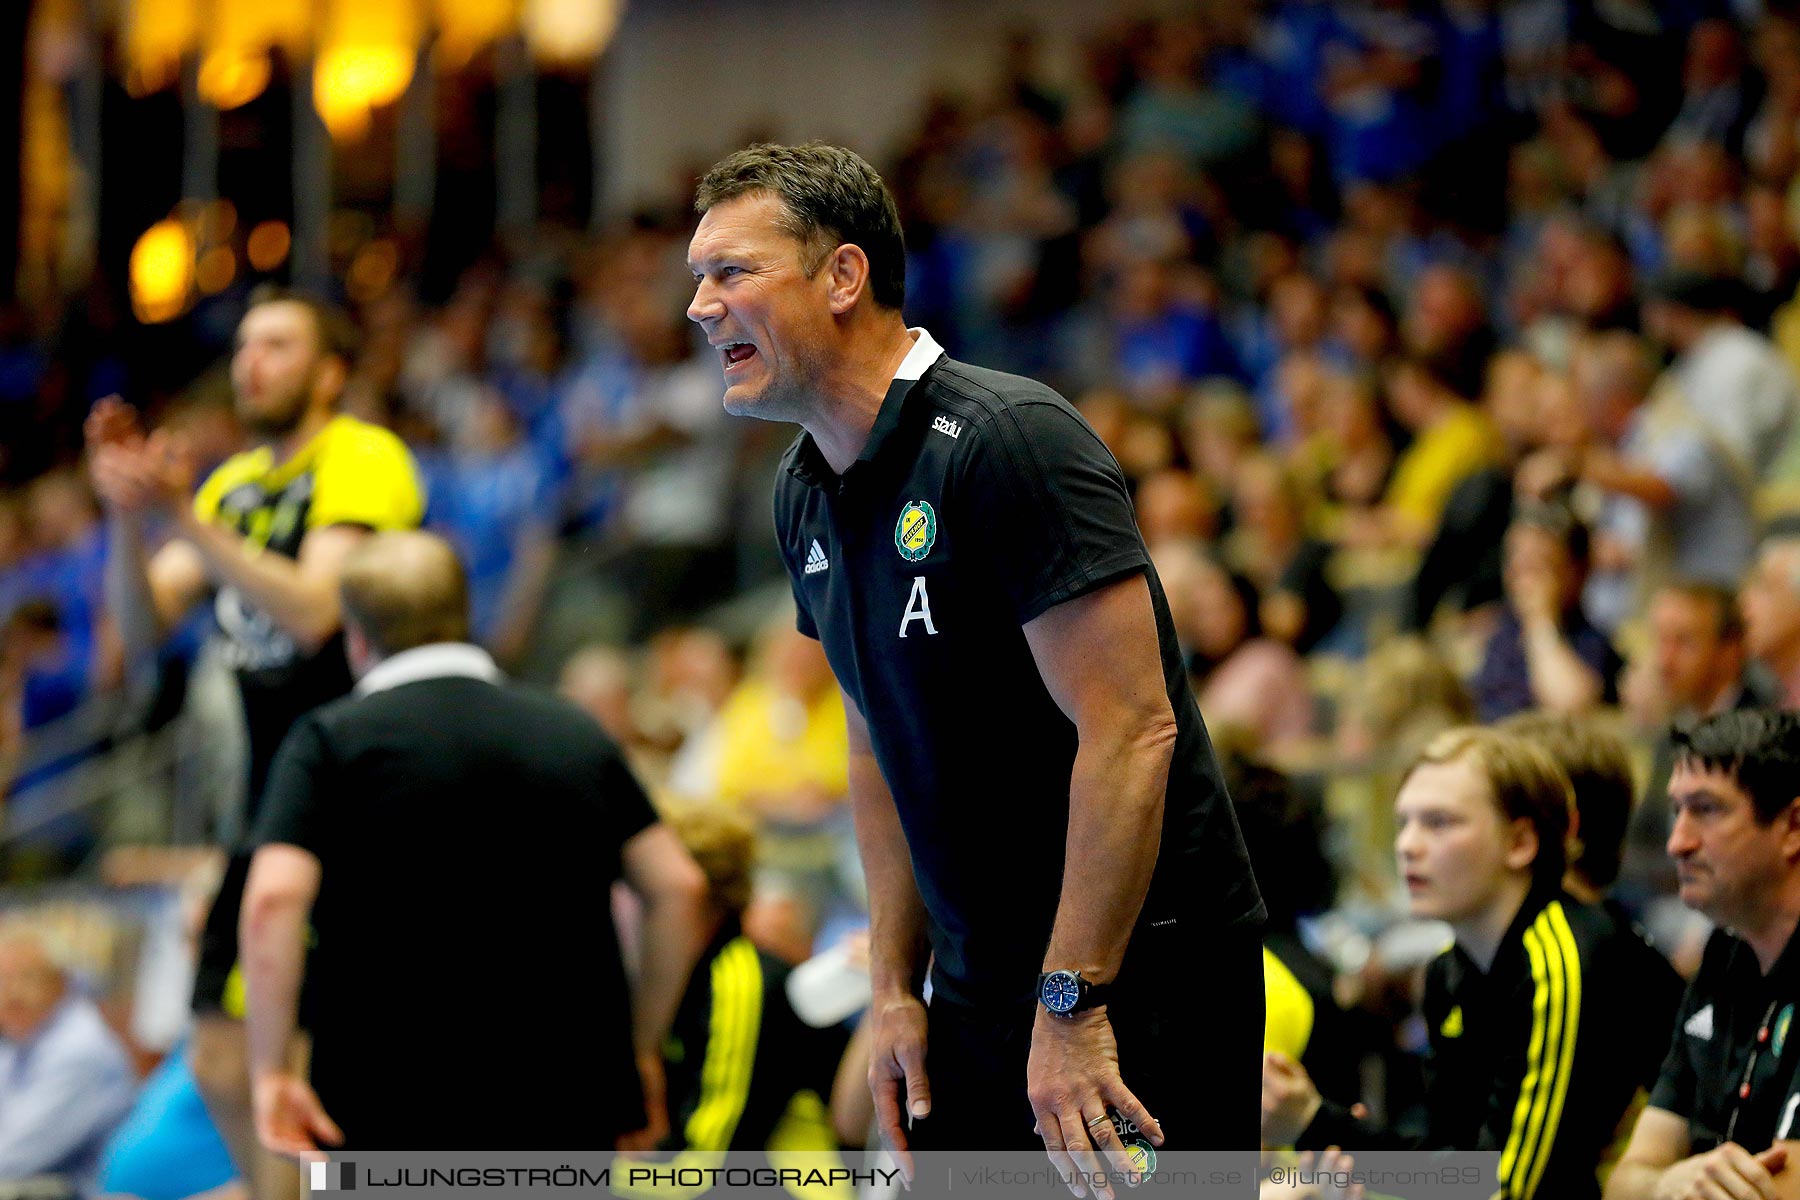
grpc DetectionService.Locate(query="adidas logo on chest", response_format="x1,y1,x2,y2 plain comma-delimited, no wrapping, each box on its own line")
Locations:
804,539,830,575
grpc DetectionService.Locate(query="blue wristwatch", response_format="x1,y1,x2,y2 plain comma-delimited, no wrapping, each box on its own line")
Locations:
1037,969,1112,1019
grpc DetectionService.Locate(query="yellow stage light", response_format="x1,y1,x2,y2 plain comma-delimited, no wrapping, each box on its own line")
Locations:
197,245,237,295
314,0,419,141
197,0,310,109
246,221,292,272
124,0,199,96
522,0,622,65
436,0,522,69
314,45,414,140
200,200,239,243
198,48,272,110
347,239,401,302
130,218,196,324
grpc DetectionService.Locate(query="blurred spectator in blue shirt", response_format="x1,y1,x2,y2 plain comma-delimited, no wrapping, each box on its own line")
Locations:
0,305,52,486
421,391,558,670
1243,271,1349,440
1434,0,1508,150
1474,508,1622,722
1320,0,1438,183
561,295,743,638
1664,20,1753,154
0,929,136,1196
1570,331,1756,628
1117,16,1261,167
1646,270,1798,480
484,278,575,476
1256,0,1337,137
17,472,113,699
1072,258,1242,413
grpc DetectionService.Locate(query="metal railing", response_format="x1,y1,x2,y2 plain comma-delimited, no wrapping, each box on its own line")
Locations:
2,651,246,872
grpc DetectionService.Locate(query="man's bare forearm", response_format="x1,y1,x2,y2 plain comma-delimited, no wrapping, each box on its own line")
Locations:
240,894,307,1081
1521,617,1604,713
632,881,708,1060
105,510,167,671
1041,721,1172,980
174,511,348,651
1601,1161,1660,1200
850,749,929,1001
489,530,558,666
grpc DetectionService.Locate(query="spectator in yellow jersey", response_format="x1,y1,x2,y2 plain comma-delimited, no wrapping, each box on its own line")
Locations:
690,618,857,962
85,286,423,1191
1342,355,1498,550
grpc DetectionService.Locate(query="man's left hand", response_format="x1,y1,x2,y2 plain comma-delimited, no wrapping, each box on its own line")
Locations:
1027,1008,1162,1199
253,1070,344,1161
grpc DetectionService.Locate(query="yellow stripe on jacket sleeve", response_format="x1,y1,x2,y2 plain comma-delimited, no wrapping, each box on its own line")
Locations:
1499,905,1582,1200
1501,920,1559,1196
683,937,764,1152
1499,924,1553,1192
1521,904,1584,1200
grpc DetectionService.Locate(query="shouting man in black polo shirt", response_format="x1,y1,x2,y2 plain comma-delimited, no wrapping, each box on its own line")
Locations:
686,143,1265,1188
1606,709,1800,1200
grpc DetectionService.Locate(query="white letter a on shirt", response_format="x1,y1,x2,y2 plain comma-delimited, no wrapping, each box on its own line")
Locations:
899,576,938,638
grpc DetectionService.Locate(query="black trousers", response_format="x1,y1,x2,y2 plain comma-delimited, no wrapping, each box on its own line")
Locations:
908,922,1263,1151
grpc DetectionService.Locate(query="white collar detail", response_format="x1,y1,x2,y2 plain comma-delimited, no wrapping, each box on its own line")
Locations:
893,327,946,382
355,642,503,696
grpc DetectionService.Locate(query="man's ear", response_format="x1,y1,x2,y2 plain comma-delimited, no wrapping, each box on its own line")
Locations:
1505,816,1542,875
825,244,871,315
345,620,373,678
314,355,349,408
1781,797,1800,864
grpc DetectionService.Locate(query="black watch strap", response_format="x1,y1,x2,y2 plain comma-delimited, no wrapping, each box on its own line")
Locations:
1039,970,1115,1018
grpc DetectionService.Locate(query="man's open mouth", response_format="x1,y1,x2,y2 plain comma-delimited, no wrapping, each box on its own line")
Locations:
721,343,757,368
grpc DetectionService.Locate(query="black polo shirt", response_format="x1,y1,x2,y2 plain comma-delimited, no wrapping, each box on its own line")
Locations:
1650,924,1800,1153
773,332,1264,1011
253,660,650,1147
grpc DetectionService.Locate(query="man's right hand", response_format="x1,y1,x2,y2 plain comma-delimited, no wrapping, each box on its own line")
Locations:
85,397,156,514
868,991,931,1188
84,395,142,450
89,428,195,516
1653,1143,1788,1200
252,1069,344,1162
617,1051,672,1153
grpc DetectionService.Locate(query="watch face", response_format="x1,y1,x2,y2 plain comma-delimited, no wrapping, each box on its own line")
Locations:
1041,970,1081,1013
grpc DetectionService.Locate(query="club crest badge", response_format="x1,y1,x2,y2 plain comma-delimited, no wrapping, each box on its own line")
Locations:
895,500,937,562
1777,1005,1794,1057
1104,1109,1157,1178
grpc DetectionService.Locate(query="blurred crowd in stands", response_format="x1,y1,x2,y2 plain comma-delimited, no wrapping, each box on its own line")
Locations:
13,0,1800,1191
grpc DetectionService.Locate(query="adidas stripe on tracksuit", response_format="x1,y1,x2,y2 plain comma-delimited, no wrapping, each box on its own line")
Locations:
1648,923,1800,1156
1301,889,1682,1200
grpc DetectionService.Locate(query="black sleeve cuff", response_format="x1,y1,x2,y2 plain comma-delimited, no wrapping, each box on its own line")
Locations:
1296,1101,1411,1151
